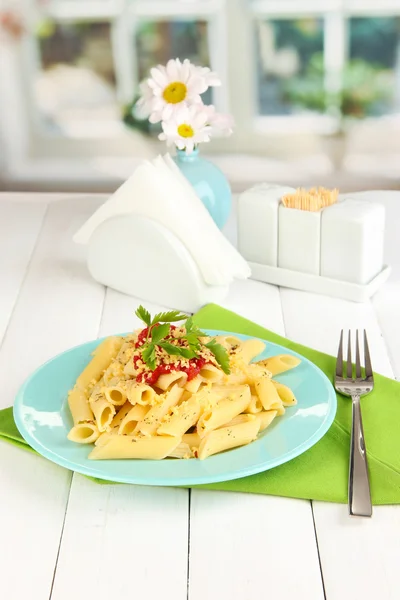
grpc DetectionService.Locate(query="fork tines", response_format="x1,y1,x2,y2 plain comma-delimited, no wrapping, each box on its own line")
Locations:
336,329,373,380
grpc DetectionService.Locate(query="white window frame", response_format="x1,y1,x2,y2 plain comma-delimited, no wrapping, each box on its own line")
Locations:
0,0,399,183
248,0,400,133
0,0,228,170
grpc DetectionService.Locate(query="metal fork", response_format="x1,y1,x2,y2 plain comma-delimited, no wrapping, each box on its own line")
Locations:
335,330,374,517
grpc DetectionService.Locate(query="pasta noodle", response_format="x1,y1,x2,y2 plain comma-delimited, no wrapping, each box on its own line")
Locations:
198,416,260,459
157,395,202,437
89,383,115,432
109,401,132,432
182,432,201,448
272,381,297,406
168,442,193,459
67,423,99,445
197,385,251,437
198,364,223,383
136,385,183,436
258,354,301,376
125,381,156,406
257,410,278,431
234,339,266,365
215,335,241,351
184,376,202,393
103,381,127,406
156,371,188,391
222,413,256,427
88,435,181,460
119,404,149,435
67,387,99,444
68,386,93,424
246,394,263,414
66,317,300,460
76,336,123,391
254,377,284,412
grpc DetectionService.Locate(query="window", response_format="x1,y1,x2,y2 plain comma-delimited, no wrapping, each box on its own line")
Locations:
252,2,400,125
135,20,212,104
256,18,324,116
348,16,400,117
35,20,119,136
1,0,400,186
135,20,210,80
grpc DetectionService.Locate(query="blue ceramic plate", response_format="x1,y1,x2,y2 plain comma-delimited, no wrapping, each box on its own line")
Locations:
14,330,336,485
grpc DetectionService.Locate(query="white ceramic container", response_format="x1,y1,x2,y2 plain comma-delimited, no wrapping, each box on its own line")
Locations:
238,184,295,266
321,198,385,284
278,205,321,275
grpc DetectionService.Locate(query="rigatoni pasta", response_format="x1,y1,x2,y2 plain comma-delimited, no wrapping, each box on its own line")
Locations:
88,383,115,432
66,307,301,459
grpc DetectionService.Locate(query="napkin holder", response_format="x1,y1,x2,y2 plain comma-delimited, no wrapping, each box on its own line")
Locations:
87,214,228,312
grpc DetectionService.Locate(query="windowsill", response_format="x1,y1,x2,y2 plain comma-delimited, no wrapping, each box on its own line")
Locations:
253,114,338,135
2,152,399,194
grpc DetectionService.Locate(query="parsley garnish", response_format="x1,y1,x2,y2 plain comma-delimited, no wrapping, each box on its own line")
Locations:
205,339,231,375
151,310,188,325
135,306,187,327
151,323,170,344
135,305,152,327
134,305,230,374
141,343,156,371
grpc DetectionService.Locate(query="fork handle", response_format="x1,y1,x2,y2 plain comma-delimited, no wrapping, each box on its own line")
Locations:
349,394,372,517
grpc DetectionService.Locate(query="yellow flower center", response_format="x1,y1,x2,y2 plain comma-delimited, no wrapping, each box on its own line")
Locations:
177,124,194,138
163,81,187,104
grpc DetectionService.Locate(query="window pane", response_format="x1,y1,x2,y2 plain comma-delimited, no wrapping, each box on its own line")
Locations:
348,17,400,117
256,18,324,116
135,20,212,103
35,21,119,134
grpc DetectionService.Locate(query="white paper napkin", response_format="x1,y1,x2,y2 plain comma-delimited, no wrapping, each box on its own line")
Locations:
74,154,250,286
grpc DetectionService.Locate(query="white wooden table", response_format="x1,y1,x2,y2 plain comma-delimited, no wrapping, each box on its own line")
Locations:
0,191,399,600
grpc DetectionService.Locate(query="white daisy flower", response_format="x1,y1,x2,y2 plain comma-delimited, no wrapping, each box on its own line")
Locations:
158,104,212,154
192,65,221,88
137,58,220,123
134,79,154,119
203,105,234,137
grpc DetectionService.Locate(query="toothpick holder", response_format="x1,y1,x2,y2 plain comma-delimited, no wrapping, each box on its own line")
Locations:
238,186,391,302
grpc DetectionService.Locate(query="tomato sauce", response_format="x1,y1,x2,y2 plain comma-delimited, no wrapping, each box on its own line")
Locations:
134,324,206,385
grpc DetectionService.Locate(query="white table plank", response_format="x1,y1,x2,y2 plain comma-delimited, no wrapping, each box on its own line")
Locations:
51,476,189,600
222,278,285,334
51,290,190,600
280,289,394,378
1,191,398,600
190,493,324,600
373,284,400,380
281,288,399,600
349,191,400,378
0,198,106,600
311,503,400,600
0,200,47,342
189,281,325,600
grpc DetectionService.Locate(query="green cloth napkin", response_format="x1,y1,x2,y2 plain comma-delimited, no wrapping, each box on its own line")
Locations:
1,304,399,504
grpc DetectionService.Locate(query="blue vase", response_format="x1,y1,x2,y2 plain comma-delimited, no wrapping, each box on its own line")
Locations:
174,148,232,230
